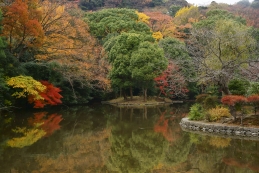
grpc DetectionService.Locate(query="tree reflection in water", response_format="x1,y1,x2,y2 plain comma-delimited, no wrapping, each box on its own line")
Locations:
1,105,259,172
7,112,63,148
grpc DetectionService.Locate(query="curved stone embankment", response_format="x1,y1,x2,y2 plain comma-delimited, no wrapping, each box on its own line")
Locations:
180,118,259,140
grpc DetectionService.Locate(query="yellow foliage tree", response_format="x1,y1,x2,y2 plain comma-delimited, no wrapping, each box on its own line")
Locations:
136,11,150,24
6,75,46,100
152,31,163,41
174,6,200,25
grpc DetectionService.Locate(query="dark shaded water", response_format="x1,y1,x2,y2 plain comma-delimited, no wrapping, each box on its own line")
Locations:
0,104,259,173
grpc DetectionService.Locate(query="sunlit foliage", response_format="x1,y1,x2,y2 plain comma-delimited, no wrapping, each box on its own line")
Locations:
152,31,163,41
6,75,46,100
136,11,150,24
207,106,231,121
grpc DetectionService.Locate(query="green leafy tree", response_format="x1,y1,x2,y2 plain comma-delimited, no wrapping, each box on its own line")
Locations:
158,37,193,78
187,11,257,95
130,41,168,101
228,79,250,95
85,8,151,41
247,82,259,95
105,32,156,100
196,9,246,28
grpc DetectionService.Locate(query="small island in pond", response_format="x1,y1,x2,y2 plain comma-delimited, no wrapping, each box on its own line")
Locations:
102,96,183,107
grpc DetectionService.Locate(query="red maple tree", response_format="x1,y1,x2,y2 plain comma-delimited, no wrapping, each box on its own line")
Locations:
154,62,188,99
221,95,247,120
28,81,63,108
221,95,247,106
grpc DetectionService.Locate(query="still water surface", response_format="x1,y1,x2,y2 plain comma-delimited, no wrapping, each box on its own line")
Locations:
0,104,259,173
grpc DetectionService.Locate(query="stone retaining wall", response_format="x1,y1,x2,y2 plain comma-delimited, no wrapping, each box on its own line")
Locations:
180,118,259,139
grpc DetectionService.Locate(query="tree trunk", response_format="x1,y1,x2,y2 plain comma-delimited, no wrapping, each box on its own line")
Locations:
143,88,147,102
221,84,231,95
157,90,162,100
230,106,236,120
67,77,77,99
123,89,127,100
130,87,133,100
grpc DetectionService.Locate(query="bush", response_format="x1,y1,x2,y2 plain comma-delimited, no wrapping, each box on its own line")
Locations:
203,95,218,109
247,82,259,95
195,94,209,104
207,106,231,122
228,78,249,95
188,103,205,120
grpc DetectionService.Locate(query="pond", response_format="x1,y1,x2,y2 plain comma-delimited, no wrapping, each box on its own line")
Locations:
0,103,259,173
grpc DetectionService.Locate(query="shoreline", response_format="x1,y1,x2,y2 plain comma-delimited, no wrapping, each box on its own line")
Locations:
101,96,183,107
180,118,259,140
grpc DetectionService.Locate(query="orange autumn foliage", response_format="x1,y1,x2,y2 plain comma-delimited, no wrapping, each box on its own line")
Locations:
2,0,44,58
36,3,110,90
28,112,63,137
221,95,247,106
144,11,175,37
28,81,62,108
247,95,259,103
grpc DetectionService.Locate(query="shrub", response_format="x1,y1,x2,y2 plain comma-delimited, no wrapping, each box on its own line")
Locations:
228,78,249,95
204,95,218,109
247,82,259,95
205,85,220,96
195,94,209,104
208,106,231,122
188,103,205,120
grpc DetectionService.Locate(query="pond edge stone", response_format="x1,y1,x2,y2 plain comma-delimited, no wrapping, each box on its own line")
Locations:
180,118,259,138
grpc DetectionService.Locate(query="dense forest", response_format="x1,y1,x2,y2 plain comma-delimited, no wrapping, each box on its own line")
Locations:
0,0,259,110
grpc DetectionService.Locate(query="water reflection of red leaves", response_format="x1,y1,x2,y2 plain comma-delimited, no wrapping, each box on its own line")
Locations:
28,112,63,137
154,112,174,142
222,157,259,172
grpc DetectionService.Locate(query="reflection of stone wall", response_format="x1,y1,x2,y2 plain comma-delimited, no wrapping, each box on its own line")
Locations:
180,118,259,140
